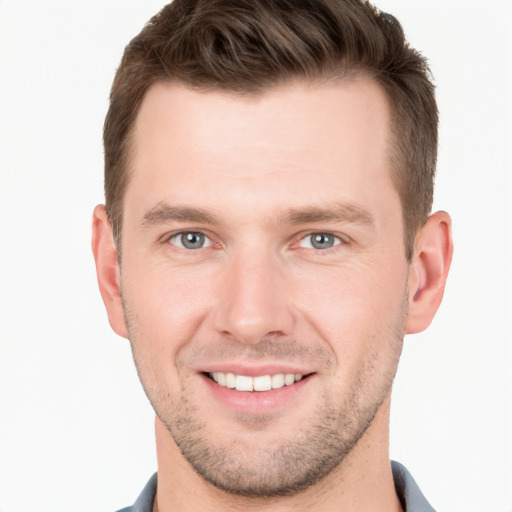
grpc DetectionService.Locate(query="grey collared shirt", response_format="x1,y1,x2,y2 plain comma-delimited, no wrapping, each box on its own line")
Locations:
117,460,435,512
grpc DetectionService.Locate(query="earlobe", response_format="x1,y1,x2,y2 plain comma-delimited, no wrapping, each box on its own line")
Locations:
405,211,453,334
91,205,129,339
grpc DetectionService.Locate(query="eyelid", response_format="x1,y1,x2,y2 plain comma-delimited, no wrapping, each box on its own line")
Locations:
295,231,347,250
161,229,348,251
166,230,216,249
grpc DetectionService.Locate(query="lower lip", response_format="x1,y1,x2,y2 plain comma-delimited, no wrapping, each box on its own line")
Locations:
201,374,314,414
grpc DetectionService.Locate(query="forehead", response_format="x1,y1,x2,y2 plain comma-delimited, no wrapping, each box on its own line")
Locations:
126,79,397,222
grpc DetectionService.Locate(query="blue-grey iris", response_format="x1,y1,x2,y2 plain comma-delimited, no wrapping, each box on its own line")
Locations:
310,233,336,249
181,232,205,249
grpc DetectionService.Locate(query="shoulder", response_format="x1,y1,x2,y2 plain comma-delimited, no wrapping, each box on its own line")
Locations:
115,473,157,512
392,461,436,512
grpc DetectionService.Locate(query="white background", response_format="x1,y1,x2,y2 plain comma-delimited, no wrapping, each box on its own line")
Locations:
0,1,510,511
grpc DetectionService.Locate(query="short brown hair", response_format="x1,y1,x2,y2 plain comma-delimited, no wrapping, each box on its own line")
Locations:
104,0,438,260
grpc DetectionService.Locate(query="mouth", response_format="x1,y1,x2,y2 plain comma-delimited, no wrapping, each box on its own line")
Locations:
206,371,309,392
201,369,315,413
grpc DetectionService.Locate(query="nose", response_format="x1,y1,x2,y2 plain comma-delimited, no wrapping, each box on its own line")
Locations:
212,248,295,345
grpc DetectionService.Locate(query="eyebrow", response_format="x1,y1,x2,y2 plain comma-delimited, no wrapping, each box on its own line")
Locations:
282,204,374,226
142,203,220,226
141,201,374,227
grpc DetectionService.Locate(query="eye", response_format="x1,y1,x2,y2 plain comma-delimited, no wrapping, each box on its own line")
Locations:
168,232,213,250
299,233,342,250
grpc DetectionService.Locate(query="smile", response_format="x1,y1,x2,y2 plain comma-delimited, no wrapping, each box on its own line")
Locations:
208,372,305,392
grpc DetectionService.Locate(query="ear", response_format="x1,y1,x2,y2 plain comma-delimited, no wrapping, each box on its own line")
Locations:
91,205,129,339
406,211,453,334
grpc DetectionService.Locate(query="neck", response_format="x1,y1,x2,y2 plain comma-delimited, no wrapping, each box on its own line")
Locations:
153,395,402,512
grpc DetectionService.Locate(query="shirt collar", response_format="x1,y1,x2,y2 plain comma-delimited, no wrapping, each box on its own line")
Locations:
124,461,435,512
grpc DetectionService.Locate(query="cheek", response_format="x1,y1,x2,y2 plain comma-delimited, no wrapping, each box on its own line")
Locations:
291,258,408,362
120,263,215,400
121,259,216,348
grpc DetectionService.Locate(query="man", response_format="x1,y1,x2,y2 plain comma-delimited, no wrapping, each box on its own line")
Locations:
92,0,453,510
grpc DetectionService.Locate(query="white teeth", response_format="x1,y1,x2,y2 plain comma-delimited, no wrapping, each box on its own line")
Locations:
284,374,295,386
253,375,272,391
235,375,253,391
209,372,305,391
225,372,236,388
271,374,285,389
217,372,227,386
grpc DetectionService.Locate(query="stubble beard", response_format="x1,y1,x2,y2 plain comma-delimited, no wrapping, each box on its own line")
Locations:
124,295,407,498
163,378,394,498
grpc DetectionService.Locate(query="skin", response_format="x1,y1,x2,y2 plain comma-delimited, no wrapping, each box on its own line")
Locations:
92,78,452,512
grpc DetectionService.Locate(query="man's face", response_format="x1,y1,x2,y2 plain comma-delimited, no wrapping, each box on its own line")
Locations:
119,79,411,495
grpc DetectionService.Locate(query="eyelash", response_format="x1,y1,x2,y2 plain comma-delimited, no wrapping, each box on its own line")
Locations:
164,230,347,252
167,231,216,250
296,232,344,250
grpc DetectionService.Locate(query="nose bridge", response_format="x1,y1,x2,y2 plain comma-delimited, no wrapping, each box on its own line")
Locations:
213,241,293,344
